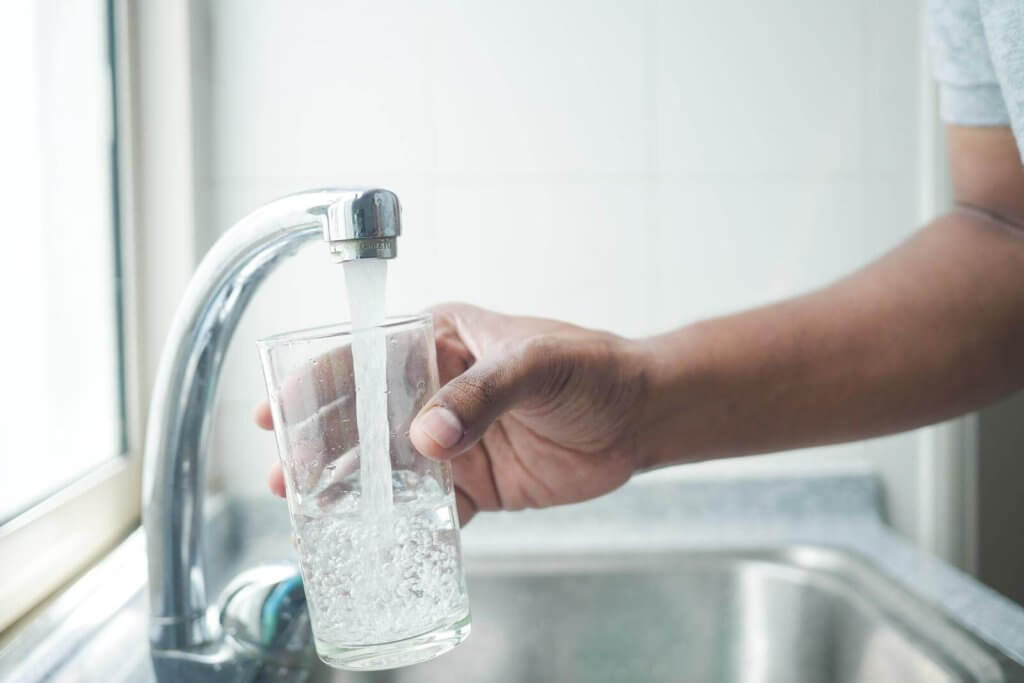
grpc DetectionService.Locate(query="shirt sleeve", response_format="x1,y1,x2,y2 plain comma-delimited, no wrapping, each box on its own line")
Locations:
929,0,1024,163
978,0,1024,160
929,0,1011,126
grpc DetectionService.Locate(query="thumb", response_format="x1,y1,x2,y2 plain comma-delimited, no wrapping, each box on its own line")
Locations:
409,339,561,460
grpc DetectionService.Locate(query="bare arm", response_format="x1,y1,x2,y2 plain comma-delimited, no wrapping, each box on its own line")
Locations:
259,128,1024,519
638,126,1024,469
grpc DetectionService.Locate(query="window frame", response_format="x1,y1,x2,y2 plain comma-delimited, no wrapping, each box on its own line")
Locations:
0,0,143,633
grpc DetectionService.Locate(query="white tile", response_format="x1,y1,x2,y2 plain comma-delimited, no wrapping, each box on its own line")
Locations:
430,0,651,175
862,0,923,177
206,0,432,178
655,0,866,178
199,0,932,540
650,179,917,331
210,399,280,495
207,176,312,241
431,180,651,337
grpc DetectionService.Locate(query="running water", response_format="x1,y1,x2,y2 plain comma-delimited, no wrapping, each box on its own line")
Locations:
290,257,469,656
343,259,394,537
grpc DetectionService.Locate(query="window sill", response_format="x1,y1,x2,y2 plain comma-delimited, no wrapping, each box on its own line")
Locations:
0,456,140,633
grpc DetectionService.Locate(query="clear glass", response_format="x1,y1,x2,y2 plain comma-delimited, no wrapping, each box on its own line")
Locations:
258,314,471,670
0,0,123,522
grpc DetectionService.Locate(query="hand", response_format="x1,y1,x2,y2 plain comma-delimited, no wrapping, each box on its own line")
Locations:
254,303,651,524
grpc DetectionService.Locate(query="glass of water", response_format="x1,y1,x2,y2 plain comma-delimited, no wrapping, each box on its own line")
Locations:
257,314,471,670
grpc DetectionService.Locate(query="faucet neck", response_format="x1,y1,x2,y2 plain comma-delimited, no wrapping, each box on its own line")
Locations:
142,188,362,652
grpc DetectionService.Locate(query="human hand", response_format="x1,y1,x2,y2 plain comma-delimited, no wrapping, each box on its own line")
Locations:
254,303,650,524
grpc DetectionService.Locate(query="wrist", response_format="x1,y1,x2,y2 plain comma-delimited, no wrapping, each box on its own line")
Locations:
626,323,716,471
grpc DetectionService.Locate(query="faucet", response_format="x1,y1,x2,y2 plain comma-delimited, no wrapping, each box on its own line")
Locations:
142,188,401,681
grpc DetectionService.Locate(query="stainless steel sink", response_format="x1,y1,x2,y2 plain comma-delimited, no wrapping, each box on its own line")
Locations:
5,490,1024,683
309,548,1018,683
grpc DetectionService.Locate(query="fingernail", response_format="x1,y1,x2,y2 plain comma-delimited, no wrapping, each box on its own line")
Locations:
417,407,463,449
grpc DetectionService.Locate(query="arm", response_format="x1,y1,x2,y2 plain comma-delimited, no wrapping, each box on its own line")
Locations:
259,128,1024,520
637,126,1024,469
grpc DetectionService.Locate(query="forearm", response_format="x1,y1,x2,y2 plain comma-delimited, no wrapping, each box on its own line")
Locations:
636,208,1024,469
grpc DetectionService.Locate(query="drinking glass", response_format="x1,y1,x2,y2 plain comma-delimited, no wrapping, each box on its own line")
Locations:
257,314,471,670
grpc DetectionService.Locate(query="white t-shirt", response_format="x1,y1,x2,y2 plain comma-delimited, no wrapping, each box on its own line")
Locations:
930,0,1024,160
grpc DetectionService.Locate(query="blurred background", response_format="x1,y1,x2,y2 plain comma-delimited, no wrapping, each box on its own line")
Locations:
203,0,934,533
2,0,1023,636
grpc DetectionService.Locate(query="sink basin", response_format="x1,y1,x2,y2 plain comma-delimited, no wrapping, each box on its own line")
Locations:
5,484,1024,683
311,548,1017,683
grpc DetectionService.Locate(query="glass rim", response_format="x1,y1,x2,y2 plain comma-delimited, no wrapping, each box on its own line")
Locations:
257,312,433,348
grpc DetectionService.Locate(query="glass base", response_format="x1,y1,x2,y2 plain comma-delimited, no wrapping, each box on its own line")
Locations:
315,612,472,671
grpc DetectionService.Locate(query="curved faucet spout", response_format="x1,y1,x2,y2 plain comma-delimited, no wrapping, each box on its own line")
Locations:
142,187,401,679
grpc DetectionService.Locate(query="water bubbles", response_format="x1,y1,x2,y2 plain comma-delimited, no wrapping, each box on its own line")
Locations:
294,491,467,646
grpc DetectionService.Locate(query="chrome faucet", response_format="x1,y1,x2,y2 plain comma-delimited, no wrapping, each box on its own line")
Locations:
142,188,401,681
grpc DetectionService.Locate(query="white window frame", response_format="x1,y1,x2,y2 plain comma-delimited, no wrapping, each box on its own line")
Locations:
0,0,144,633
0,0,202,633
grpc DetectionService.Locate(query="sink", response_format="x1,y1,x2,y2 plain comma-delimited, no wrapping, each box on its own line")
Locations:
5,483,1024,683
311,548,1016,683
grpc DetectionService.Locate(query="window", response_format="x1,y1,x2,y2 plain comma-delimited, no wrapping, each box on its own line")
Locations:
0,0,139,632
1,0,122,521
